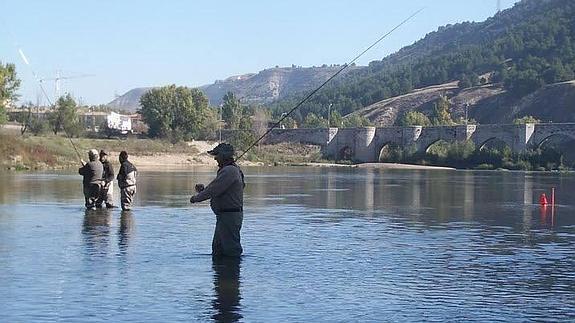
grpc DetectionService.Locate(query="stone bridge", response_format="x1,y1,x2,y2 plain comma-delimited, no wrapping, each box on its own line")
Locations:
260,123,575,163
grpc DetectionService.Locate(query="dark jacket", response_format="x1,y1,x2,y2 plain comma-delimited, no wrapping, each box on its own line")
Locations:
101,160,115,183
117,160,137,189
79,161,104,186
192,162,245,215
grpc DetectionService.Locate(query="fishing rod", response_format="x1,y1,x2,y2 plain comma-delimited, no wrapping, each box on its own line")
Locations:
17,49,84,164
2,15,85,164
236,7,425,161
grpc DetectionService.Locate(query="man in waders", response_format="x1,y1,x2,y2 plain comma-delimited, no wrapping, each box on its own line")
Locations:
96,150,115,208
79,149,103,210
190,143,245,257
117,151,137,211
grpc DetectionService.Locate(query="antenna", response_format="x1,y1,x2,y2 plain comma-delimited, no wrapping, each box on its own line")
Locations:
39,71,95,101
497,0,501,13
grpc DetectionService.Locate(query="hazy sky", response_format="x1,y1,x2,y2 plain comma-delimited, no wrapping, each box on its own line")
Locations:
0,0,521,105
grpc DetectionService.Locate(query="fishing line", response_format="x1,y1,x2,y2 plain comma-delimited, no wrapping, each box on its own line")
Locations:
1,17,84,164
236,7,425,160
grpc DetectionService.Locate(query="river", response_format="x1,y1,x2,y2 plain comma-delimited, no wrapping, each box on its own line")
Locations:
1,167,574,322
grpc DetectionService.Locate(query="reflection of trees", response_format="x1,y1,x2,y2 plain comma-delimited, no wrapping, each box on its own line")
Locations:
211,257,242,322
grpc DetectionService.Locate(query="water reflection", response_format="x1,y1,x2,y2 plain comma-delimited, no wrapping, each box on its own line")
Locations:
118,210,135,254
211,257,242,322
82,208,112,257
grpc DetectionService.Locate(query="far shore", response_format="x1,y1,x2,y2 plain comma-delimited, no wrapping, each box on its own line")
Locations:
128,153,455,170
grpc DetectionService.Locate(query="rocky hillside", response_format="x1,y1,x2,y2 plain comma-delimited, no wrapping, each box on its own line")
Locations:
107,65,356,112
200,65,354,106
107,87,154,113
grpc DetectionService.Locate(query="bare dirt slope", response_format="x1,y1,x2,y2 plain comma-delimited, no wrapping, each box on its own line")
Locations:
350,79,575,126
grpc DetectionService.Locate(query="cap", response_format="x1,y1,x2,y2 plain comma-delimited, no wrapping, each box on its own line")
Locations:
99,150,108,156
88,149,99,157
208,143,235,157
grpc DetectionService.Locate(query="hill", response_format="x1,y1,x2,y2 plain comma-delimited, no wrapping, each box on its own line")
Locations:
107,65,357,112
272,0,575,124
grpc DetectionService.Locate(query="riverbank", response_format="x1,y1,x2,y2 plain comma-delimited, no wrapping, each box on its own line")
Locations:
0,131,460,171
0,131,323,170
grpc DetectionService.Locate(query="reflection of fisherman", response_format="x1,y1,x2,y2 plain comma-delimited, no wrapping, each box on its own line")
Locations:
118,210,134,253
79,149,103,210
190,143,245,257
117,151,137,211
82,209,112,257
212,257,242,322
96,150,115,208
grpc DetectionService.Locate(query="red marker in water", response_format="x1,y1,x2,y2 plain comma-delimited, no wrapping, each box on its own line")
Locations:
539,193,548,206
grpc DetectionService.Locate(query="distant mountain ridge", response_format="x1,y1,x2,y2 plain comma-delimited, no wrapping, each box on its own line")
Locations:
107,65,357,112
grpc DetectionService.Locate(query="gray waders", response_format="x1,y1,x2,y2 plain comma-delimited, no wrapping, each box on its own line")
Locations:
212,212,243,257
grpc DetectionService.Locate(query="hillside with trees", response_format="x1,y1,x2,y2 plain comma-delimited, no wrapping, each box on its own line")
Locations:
271,0,575,125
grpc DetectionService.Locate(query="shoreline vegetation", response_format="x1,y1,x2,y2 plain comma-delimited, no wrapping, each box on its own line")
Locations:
0,129,455,171
0,128,569,173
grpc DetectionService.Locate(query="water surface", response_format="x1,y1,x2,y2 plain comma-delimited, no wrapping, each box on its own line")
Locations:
1,167,574,322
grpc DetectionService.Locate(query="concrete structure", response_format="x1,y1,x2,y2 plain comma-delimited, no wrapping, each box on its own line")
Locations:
254,123,575,163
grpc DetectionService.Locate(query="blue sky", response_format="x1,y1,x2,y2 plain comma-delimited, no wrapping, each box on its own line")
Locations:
0,0,521,105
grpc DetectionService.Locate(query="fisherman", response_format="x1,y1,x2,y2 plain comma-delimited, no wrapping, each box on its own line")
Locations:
79,149,103,210
96,150,115,208
117,151,137,211
190,143,245,257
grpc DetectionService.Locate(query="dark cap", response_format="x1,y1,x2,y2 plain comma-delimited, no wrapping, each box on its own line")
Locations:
99,150,108,156
208,143,234,157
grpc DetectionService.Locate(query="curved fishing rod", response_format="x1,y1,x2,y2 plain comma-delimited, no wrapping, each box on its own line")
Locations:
236,7,425,161
2,14,85,164
17,48,84,164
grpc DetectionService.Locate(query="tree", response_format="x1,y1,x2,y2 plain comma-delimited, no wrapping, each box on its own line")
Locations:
140,85,213,141
281,116,298,129
329,110,343,127
431,95,454,126
302,113,328,128
398,111,431,126
513,115,540,124
251,107,270,138
0,62,21,126
48,94,82,137
342,114,372,128
221,92,243,129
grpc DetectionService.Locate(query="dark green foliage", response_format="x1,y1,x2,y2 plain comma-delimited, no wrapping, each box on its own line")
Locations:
513,115,540,124
302,113,327,128
221,92,243,129
0,62,20,125
397,111,431,126
431,96,454,126
379,140,568,170
139,85,217,142
271,0,575,119
342,114,372,128
48,94,83,137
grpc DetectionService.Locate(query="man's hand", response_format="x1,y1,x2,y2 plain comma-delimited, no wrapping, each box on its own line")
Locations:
80,159,86,166
195,184,205,193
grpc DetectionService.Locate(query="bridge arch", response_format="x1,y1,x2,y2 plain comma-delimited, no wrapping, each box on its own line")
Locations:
378,142,402,162
478,137,512,151
536,133,575,150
